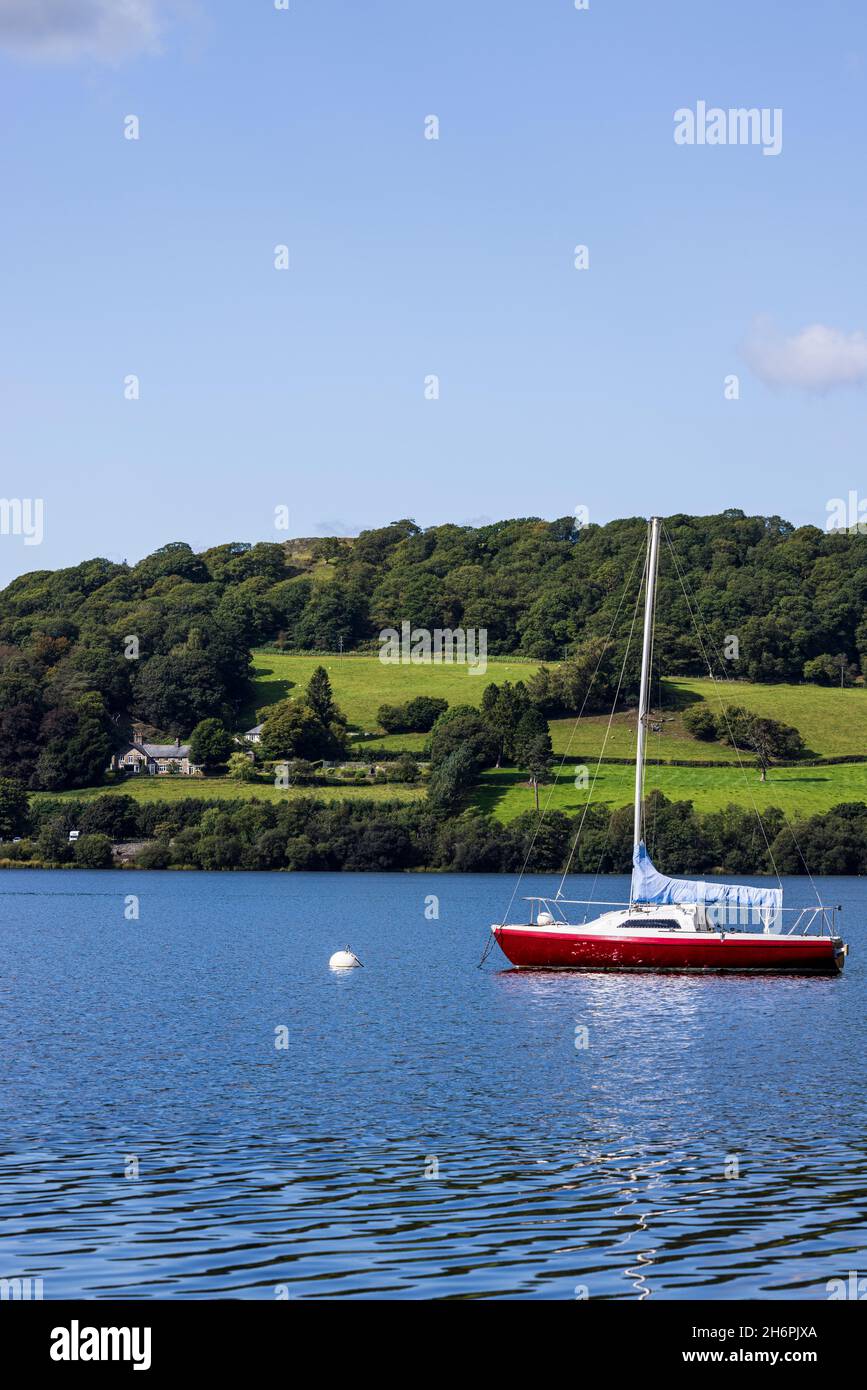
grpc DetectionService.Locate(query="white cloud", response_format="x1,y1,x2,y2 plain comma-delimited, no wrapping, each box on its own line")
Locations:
742,316,867,393
0,0,161,62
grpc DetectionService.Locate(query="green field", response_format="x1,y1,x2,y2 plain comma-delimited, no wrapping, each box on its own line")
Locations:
39,758,863,819
31,655,867,820
248,651,542,730
549,679,867,762
482,676,867,822
249,654,867,763
667,678,867,758
32,777,424,807
547,713,737,762
478,760,867,823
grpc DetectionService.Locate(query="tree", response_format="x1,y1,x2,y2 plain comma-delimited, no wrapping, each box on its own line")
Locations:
377,703,407,733
31,692,115,792
79,794,139,839
403,696,448,731
35,817,73,864
512,809,572,870
429,707,497,771
259,701,312,760
285,834,317,870
803,653,857,687
527,638,626,715
767,802,867,875
189,717,234,767
682,704,718,740
0,777,30,840
377,696,447,733
310,537,344,563
427,746,478,814
341,820,415,871
73,833,114,868
259,698,346,761
480,680,531,764
432,806,507,870
306,666,344,727
0,671,44,783
294,583,368,651
133,649,239,732
388,754,420,783
717,705,806,777
227,752,259,781
515,709,553,810
135,840,172,869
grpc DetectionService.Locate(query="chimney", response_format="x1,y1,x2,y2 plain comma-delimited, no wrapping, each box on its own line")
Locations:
175,736,180,748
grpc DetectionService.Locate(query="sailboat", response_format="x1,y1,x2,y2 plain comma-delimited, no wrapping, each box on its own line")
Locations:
491,517,848,974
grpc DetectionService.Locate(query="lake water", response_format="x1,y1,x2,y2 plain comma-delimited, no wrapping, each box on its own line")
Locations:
0,869,865,1300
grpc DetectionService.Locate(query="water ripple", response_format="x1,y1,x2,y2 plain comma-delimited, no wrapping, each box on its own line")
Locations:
0,869,865,1298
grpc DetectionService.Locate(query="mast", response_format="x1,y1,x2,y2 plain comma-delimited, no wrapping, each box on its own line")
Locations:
634,516,661,849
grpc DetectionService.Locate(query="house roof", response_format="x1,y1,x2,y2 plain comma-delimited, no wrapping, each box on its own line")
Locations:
121,742,191,759
143,743,191,759
245,724,264,737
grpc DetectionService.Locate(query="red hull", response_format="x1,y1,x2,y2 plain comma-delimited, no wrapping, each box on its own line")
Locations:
493,925,844,974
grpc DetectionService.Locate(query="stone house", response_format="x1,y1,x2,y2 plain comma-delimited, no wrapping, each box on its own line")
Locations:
109,736,201,777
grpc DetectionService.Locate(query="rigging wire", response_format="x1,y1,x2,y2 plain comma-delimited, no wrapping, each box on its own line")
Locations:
583,546,659,917
580,804,617,925
583,536,664,917
643,530,661,850
659,523,797,896
648,589,662,861
555,555,646,898
661,522,823,907
481,519,826,971
478,533,646,966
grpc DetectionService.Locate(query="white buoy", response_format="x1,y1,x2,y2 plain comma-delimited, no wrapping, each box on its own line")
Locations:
329,946,362,971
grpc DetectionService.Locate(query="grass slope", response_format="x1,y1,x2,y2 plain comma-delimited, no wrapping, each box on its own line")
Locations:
670,678,867,758
32,776,424,807
478,761,867,823
551,679,867,761
248,651,541,729
246,658,867,821
251,655,867,760
32,657,866,821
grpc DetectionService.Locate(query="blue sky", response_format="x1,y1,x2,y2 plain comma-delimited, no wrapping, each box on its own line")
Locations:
1,0,867,584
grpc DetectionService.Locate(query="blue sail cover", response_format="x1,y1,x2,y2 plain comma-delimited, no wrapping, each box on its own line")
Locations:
631,842,782,929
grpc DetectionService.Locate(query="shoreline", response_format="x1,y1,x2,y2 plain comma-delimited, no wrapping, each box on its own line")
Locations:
0,860,848,878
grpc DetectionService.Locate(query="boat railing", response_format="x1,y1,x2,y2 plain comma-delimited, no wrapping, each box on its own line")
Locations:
523,898,629,909
521,897,842,937
780,906,841,938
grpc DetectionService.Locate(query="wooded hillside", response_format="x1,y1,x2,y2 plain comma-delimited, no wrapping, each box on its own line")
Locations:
1,512,865,789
